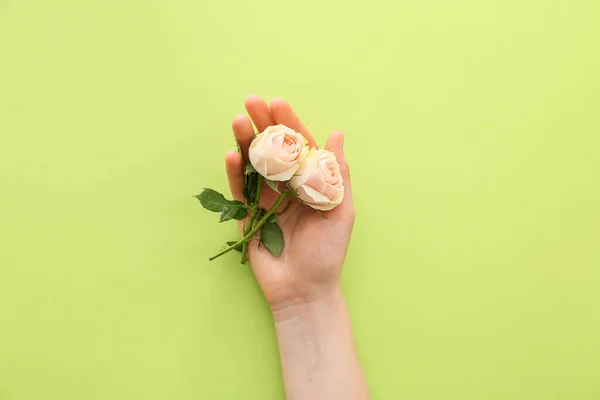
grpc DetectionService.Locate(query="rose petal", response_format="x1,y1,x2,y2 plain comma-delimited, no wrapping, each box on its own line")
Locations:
304,168,325,193
267,164,299,181
272,134,284,148
313,190,344,211
265,155,297,179
289,170,307,188
289,152,317,188
249,134,269,177
309,201,338,211
324,166,342,186
249,125,307,181
273,143,297,163
298,184,331,205
323,182,343,200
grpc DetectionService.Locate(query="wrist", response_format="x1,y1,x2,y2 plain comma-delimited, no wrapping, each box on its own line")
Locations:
270,284,369,399
270,284,345,324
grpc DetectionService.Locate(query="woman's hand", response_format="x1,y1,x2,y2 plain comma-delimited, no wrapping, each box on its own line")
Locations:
225,95,354,311
224,95,368,400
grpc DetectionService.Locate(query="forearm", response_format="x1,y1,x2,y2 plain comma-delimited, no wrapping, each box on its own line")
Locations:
272,286,370,400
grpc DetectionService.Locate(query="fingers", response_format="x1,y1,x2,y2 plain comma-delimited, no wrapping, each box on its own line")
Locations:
243,95,316,148
232,115,254,163
225,150,244,202
324,131,353,212
270,97,318,147
245,95,275,132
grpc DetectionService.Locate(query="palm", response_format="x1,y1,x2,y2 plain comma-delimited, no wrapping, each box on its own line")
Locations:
245,193,350,305
225,96,354,307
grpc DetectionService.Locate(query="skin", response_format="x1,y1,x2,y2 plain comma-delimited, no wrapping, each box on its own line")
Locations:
225,95,370,400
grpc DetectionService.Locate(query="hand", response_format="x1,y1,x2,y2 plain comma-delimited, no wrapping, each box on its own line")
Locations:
225,95,355,311
226,97,368,399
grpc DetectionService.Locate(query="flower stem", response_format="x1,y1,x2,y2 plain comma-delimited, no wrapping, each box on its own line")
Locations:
240,214,250,264
209,190,290,261
255,175,263,204
241,175,263,263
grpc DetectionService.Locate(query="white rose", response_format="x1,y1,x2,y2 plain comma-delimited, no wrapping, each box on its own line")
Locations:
248,124,308,181
289,149,344,211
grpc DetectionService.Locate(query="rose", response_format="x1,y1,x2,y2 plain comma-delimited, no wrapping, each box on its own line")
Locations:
249,124,308,181
289,149,344,211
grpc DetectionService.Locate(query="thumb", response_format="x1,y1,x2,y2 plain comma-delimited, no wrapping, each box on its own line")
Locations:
324,130,353,209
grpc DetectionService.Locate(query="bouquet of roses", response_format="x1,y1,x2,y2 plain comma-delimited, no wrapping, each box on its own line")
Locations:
195,124,344,263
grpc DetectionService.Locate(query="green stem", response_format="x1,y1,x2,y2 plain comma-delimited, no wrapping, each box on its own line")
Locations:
240,229,250,264
241,175,263,263
255,175,263,203
241,211,253,264
209,190,290,261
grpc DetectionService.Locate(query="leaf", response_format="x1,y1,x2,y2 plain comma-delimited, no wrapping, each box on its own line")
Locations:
219,205,247,223
243,172,259,202
195,188,247,222
265,179,280,193
234,207,248,220
226,241,243,253
260,221,284,257
267,214,277,224
195,188,244,212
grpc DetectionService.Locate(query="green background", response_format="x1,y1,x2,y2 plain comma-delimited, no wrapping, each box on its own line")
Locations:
1,0,599,398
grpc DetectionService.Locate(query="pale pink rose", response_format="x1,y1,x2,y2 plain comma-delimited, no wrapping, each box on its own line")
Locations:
249,124,308,181
289,149,344,211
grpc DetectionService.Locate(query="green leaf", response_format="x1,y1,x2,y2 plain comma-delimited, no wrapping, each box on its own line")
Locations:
234,207,248,220
195,188,244,212
226,241,243,253
219,206,247,223
265,179,280,193
267,214,277,224
260,221,284,257
195,188,247,222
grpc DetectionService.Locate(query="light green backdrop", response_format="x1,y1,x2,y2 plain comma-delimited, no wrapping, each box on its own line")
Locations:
1,0,599,399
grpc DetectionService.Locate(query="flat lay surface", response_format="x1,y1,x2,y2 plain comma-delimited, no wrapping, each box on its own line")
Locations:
1,0,599,398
